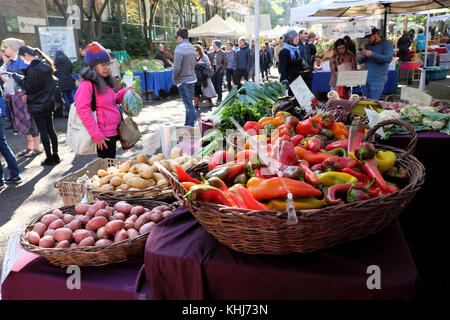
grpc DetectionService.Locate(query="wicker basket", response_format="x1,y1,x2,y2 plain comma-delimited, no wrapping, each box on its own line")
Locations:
20,199,176,267
155,119,425,255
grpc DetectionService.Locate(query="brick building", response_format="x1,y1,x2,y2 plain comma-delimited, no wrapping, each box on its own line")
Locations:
0,0,48,46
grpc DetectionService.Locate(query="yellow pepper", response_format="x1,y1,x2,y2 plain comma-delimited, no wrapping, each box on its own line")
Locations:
267,196,326,211
375,151,396,174
244,135,268,149
317,171,358,186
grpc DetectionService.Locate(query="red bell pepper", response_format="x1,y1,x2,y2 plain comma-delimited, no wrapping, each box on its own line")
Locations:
243,121,263,136
272,140,299,166
295,118,322,136
306,136,323,152
277,124,295,137
347,117,366,153
298,160,319,185
237,187,270,210
175,166,201,184
236,150,259,164
291,134,304,147
325,139,348,151
294,146,338,165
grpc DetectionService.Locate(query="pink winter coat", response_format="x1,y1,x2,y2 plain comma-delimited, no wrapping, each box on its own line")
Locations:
74,80,126,143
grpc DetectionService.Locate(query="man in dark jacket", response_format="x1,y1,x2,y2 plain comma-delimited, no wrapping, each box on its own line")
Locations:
208,40,227,104
235,38,251,89
397,30,412,62
154,44,172,68
298,29,313,90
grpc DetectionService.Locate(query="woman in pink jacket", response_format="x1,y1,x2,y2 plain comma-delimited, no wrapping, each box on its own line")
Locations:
74,42,127,158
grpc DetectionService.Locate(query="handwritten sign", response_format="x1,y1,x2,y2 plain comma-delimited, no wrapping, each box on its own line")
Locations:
400,86,432,106
143,131,161,156
290,75,315,113
336,70,368,87
1,221,24,285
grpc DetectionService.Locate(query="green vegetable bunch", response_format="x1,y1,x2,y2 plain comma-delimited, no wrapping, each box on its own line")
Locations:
218,100,269,133
120,60,166,73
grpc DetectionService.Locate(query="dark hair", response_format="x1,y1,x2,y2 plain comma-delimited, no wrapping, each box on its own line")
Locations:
343,35,352,43
79,66,118,94
18,46,56,72
177,28,189,40
418,28,424,34
193,44,204,57
54,50,71,68
334,38,347,54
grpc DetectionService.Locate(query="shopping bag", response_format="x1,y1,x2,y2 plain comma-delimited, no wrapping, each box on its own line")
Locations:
66,106,97,154
122,89,143,116
118,116,141,150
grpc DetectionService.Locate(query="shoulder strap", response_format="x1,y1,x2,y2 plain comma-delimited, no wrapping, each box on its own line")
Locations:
90,81,96,112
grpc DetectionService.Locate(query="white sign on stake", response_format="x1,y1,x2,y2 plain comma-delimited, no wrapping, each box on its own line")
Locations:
336,70,368,87
290,75,315,113
1,221,25,285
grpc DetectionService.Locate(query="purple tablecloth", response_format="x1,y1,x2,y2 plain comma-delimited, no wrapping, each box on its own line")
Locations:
145,207,420,300
375,131,450,299
1,250,150,300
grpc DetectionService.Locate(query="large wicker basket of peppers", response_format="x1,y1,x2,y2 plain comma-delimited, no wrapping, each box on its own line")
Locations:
155,113,425,255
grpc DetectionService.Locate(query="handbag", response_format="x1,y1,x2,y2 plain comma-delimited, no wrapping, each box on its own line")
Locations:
117,102,141,150
66,82,97,155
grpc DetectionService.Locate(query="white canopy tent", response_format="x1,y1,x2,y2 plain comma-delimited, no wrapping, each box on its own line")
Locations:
225,16,249,37
188,15,242,38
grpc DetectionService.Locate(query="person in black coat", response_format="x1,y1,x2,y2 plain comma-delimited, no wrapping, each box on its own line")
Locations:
259,45,271,82
54,50,76,113
13,46,60,166
278,30,304,95
397,30,412,62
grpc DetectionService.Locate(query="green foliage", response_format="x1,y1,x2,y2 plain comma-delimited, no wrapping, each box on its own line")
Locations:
101,19,150,58
72,59,83,74
218,100,270,133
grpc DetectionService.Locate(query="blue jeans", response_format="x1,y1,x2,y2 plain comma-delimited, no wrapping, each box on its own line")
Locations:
362,82,385,100
0,117,20,184
62,90,74,113
178,83,196,127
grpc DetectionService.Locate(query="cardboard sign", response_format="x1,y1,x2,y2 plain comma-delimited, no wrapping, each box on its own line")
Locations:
1,221,24,285
336,70,368,87
290,75,315,113
400,86,433,106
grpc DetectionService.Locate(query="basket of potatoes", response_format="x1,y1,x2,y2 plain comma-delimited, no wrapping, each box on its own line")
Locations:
87,148,204,203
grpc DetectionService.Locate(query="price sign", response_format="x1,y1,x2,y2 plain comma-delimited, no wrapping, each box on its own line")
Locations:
1,221,24,285
290,75,315,113
336,70,368,87
401,86,432,106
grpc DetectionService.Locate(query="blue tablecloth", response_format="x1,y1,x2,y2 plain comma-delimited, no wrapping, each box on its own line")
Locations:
73,70,174,98
134,69,174,97
312,70,398,94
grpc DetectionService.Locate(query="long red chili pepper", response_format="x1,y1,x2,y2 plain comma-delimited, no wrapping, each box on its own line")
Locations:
347,118,366,153
342,168,371,185
325,182,367,204
237,187,270,210
325,139,348,151
298,160,319,185
175,166,201,184
361,159,389,192
226,191,248,209
184,184,237,207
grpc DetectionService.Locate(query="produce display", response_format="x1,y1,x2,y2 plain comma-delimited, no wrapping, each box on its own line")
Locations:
179,113,408,213
88,150,201,194
25,200,174,248
197,81,290,157
120,60,166,73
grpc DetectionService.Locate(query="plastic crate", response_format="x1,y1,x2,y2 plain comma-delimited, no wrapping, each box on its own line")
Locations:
427,66,448,81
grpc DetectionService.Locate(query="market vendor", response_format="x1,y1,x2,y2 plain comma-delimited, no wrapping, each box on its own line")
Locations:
154,44,172,69
358,26,393,100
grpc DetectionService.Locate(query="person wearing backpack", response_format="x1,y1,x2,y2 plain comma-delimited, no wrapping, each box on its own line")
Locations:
74,42,129,159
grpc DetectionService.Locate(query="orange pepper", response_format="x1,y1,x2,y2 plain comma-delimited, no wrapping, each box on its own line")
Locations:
181,182,197,191
330,122,349,139
258,117,274,127
272,118,285,127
